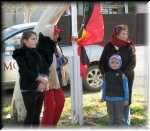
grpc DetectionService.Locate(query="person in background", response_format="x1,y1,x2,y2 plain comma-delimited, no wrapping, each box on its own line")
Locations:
99,25,136,125
101,54,129,126
38,26,67,127
12,31,49,127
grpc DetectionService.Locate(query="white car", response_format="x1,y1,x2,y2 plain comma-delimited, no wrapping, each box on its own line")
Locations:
2,22,104,91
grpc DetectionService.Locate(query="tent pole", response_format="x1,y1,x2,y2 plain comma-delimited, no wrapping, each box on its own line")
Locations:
70,2,84,125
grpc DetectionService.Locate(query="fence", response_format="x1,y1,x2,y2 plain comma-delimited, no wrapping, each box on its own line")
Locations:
3,13,147,45
57,14,147,45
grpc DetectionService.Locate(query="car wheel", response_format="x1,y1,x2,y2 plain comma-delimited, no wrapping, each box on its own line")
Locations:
83,65,103,92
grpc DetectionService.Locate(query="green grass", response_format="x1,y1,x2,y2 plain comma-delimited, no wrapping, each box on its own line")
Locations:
2,90,148,128
130,92,148,127
57,91,148,128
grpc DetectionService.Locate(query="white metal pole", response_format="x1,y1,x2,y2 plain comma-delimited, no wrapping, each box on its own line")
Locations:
124,2,128,14
70,2,83,125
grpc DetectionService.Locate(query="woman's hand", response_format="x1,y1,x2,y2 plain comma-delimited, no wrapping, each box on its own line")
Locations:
37,80,50,92
45,83,50,91
36,75,48,84
37,82,46,92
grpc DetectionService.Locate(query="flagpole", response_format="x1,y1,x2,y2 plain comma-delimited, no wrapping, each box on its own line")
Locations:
70,2,83,125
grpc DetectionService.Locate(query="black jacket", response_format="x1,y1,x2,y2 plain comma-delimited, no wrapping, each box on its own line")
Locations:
105,70,124,97
37,33,56,72
99,42,136,104
12,46,49,91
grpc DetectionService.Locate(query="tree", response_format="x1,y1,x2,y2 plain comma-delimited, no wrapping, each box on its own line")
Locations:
18,2,39,23
2,2,19,28
21,2,49,23
2,2,48,25
23,3,32,23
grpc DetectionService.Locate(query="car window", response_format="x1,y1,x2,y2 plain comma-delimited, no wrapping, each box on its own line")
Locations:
2,44,15,56
3,29,34,56
3,32,23,56
3,27,18,38
4,32,23,49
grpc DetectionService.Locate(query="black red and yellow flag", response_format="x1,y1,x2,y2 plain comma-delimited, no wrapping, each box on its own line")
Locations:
77,2,104,78
78,2,104,46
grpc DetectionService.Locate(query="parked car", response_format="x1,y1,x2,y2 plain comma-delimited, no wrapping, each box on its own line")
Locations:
2,22,104,91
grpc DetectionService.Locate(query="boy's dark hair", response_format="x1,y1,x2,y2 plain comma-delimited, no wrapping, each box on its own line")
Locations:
21,31,37,47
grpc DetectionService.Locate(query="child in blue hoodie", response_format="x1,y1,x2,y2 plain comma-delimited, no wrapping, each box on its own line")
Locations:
101,54,129,126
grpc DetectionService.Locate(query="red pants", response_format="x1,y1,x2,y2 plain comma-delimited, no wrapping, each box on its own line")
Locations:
40,89,65,126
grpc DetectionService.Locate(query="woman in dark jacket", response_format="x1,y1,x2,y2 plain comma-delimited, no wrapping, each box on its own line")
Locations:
12,31,49,126
99,25,136,125
38,26,66,127
37,32,56,70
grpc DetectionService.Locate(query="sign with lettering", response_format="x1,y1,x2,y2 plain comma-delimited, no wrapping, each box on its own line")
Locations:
2,61,17,71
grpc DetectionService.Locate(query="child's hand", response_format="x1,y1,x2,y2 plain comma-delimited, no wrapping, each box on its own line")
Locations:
124,101,129,106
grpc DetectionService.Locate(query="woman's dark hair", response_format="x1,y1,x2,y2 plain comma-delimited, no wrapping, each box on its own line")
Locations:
20,31,37,47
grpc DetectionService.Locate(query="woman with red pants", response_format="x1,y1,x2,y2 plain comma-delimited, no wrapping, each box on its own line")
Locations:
39,26,67,127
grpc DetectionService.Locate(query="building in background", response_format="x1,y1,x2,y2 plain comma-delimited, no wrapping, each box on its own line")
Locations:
2,2,48,28
135,2,148,14
2,2,147,45
2,2,148,29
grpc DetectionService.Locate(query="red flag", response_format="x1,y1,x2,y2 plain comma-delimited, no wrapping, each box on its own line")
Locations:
78,3,104,46
78,3,104,78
